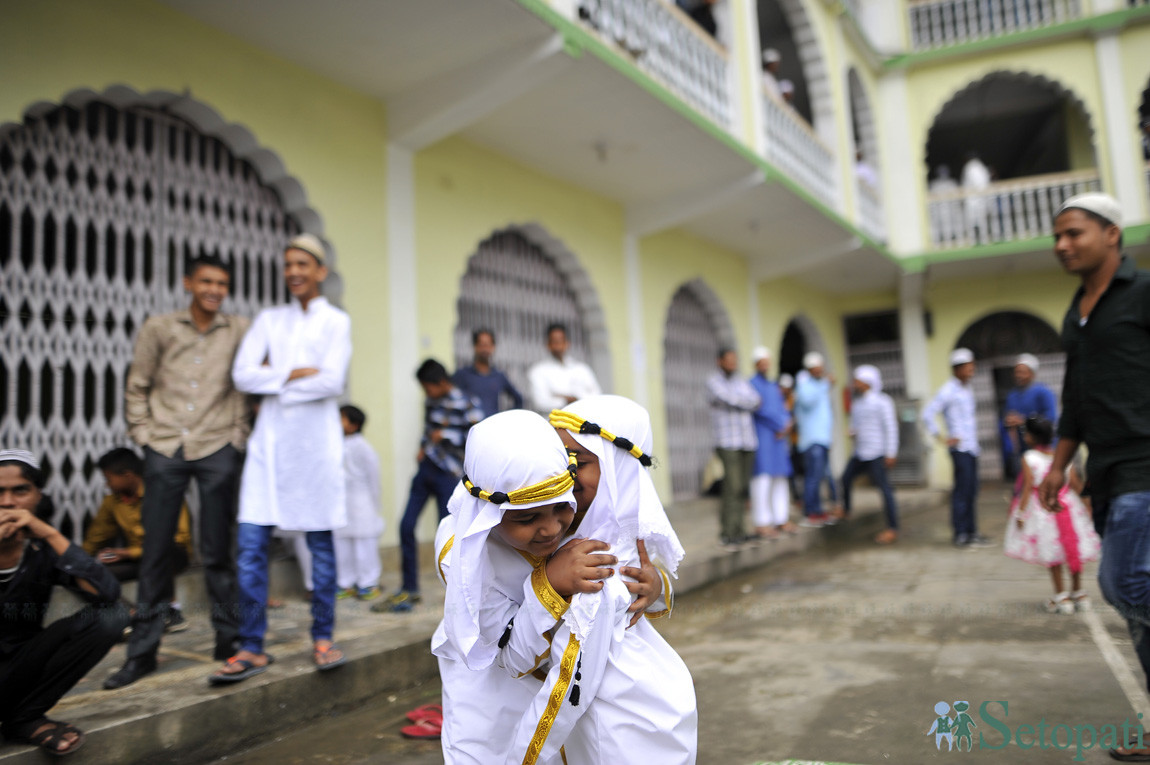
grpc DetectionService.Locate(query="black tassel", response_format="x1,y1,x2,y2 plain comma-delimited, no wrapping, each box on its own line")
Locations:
498,618,514,648
570,655,583,706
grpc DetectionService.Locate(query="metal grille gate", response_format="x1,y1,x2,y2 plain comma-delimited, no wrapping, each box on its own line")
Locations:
662,285,722,499
453,230,591,412
0,100,297,539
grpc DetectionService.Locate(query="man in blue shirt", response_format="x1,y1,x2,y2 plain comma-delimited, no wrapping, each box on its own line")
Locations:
1000,353,1057,482
794,352,836,526
452,329,523,420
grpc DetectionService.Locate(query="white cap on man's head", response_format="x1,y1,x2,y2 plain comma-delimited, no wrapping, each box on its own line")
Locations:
0,449,39,470
778,373,794,388
949,348,974,366
1057,193,1122,229
763,48,781,64
1015,353,1039,373
802,351,824,369
752,346,771,363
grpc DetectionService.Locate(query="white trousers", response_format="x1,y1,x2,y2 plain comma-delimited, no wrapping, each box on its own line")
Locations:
750,475,791,528
335,537,382,591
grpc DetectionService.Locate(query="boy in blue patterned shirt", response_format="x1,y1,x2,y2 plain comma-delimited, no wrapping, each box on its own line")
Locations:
376,359,482,613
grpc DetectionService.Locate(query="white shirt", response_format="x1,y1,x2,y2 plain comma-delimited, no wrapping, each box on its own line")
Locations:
232,296,351,530
851,390,899,461
528,356,602,413
336,433,383,539
922,377,980,456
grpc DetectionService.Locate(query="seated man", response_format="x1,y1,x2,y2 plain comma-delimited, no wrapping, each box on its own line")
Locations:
83,447,193,633
0,449,128,756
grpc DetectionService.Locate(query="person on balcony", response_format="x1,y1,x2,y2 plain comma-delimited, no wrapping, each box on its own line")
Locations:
761,48,782,101
779,79,796,109
929,165,961,244
999,353,1057,485
1038,194,1150,762
675,0,719,38
961,152,992,244
855,150,878,189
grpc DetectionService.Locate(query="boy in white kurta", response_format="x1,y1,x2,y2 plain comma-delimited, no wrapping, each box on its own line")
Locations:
336,405,384,600
211,233,351,683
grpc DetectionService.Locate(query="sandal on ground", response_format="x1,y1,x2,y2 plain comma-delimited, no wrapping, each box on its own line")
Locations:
5,718,86,757
314,641,347,671
405,703,444,723
874,529,899,545
1109,747,1150,762
400,718,442,739
209,654,275,685
1045,592,1074,615
1072,589,1092,612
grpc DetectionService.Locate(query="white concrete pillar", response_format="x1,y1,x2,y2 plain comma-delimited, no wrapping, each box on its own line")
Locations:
876,71,925,255
624,233,648,406
1095,32,1150,225
731,0,767,154
898,270,931,402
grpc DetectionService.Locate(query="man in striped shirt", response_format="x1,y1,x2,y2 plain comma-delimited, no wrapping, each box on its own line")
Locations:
707,348,760,550
922,348,991,548
840,366,900,544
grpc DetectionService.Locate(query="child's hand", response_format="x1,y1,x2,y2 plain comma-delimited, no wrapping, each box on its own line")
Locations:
545,538,616,597
622,539,662,628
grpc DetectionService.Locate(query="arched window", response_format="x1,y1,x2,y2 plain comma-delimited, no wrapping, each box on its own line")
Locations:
662,280,735,499
0,99,300,538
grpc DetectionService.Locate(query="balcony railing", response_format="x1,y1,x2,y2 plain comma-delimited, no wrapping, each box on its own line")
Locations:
927,169,1100,249
577,0,731,129
908,0,1082,50
762,91,837,208
857,178,885,242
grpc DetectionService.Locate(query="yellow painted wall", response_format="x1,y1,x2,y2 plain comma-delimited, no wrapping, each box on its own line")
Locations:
1,0,394,494
639,229,754,498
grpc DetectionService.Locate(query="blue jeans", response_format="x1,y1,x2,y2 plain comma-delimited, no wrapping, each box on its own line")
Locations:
1098,491,1150,691
841,456,898,530
802,444,829,517
399,459,458,593
236,524,336,654
950,450,979,538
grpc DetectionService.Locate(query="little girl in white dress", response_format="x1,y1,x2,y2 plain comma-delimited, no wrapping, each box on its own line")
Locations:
1003,416,1100,614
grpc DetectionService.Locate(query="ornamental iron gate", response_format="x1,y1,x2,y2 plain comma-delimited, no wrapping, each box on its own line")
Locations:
0,99,298,540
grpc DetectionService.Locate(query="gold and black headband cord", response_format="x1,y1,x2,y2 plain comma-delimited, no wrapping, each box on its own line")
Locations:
549,410,654,467
462,453,577,505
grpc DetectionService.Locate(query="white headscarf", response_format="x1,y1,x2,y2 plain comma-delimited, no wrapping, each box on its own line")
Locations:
853,364,883,394
551,395,685,640
441,410,576,671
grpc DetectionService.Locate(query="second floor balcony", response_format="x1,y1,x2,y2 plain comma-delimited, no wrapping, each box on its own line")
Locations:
762,90,837,208
908,0,1082,50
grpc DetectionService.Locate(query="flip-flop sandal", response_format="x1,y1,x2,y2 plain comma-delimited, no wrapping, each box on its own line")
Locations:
405,704,443,723
400,718,442,740
8,719,86,757
1110,749,1150,762
314,643,347,672
209,654,275,685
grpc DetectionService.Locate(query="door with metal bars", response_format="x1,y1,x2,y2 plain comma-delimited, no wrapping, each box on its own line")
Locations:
0,99,298,540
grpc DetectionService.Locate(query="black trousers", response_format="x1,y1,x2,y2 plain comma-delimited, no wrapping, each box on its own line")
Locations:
0,603,130,734
105,546,189,604
128,444,241,660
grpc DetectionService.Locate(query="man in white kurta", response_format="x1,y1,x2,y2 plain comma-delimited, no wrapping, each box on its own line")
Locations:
528,323,601,413
211,233,352,683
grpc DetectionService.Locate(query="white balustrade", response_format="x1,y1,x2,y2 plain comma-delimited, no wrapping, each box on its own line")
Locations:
577,0,731,129
926,169,1100,249
908,0,1081,50
856,178,885,242
761,91,837,207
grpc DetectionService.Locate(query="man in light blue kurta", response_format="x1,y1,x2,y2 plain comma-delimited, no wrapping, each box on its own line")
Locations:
748,347,793,536
794,352,835,524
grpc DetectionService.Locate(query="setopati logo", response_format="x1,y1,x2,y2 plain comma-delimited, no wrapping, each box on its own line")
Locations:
928,700,1146,761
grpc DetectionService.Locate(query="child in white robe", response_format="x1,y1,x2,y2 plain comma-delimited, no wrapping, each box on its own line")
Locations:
335,405,384,600
510,395,696,764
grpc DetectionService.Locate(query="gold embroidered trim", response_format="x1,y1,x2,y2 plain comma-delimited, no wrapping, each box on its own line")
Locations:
436,535,455,582
549,409,653,466
462,453,577,505
531,563,569,620
645,565,672,620
522,633,580,765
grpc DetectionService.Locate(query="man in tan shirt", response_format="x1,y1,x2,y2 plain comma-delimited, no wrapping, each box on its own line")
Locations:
104,254,250,689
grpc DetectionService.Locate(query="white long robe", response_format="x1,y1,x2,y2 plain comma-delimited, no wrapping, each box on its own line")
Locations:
336,433,383,539
233,296,350,531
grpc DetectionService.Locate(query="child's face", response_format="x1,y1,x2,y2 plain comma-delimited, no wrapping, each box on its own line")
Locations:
557,429,600,513
340,414,357,436
102,469,140,500
420,380,452,400
492,501,575,558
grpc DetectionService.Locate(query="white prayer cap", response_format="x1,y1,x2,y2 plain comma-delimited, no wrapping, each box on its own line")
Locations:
552,395,685,640
1057,193,1122,229
763,48,781,64
440,410,576,670
751,346,771,363
286,233,327,264
0,449,39,470
1015,353,1039,373
778,373,794,388
803,351,824,369
853,365,883,393
950,347,975,366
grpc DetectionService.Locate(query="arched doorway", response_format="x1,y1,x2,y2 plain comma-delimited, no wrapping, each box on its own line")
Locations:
452,226,610,412
757,0,833,141
661,280,735,499
0,94,316,539
955,310,1063,481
